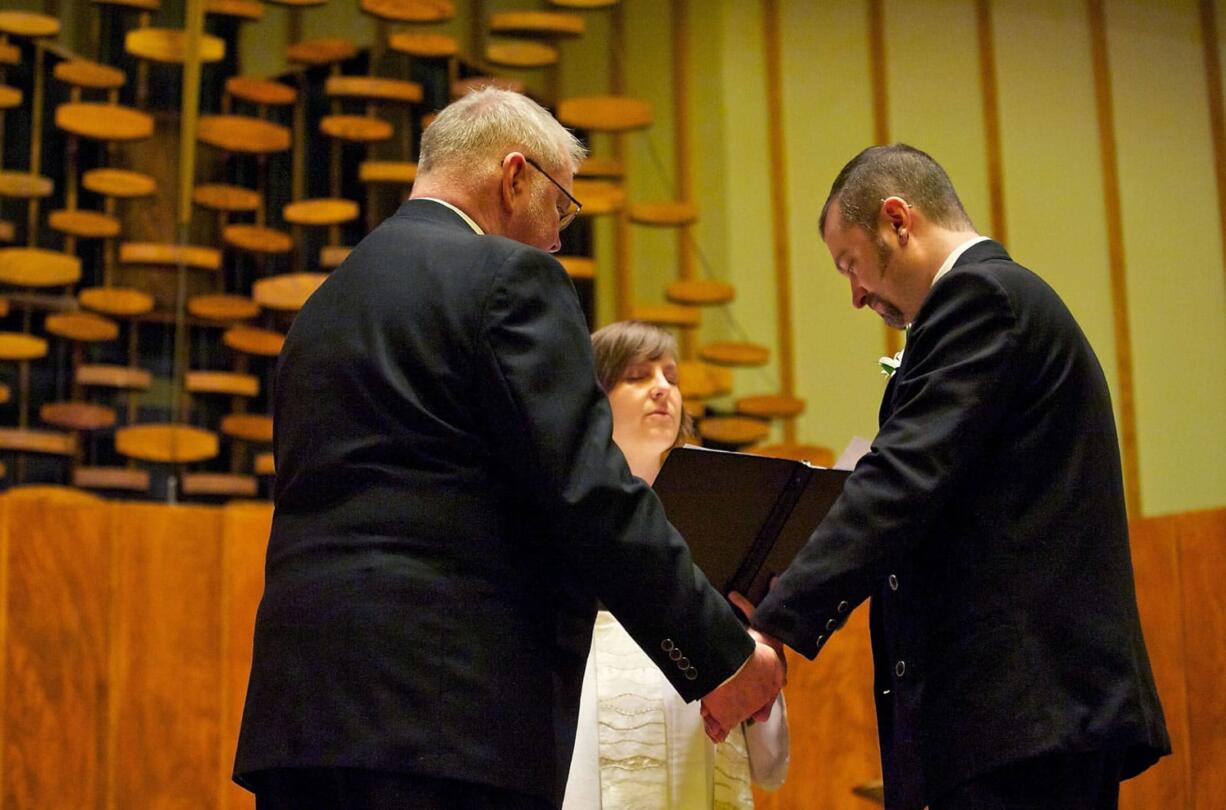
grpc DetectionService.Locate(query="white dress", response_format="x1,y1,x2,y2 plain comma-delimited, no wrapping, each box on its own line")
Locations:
563,611,789,810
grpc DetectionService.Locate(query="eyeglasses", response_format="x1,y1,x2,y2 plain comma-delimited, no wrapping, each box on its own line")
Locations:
522,155,582,230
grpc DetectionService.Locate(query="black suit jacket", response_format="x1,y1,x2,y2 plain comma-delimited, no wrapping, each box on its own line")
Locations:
233,200,753,807
753,240,1169,809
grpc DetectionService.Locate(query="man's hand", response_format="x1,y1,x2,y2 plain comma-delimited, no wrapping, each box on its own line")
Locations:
729,589,788,681
699,639,785,743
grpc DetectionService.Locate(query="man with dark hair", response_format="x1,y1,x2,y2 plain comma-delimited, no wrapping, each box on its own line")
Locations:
748,143,1170,809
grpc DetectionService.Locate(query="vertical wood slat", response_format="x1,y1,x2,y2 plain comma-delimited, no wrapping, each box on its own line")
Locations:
1198,0,1226,304
867,0,903,359
672,0,695,360
1087,0,1142,518
976,0,1008,245
611,3,632,322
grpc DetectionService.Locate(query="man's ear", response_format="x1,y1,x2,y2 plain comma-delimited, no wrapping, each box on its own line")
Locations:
500,152,527,213
880,196,912,245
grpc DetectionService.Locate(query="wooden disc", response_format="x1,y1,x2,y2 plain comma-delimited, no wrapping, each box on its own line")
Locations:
186,370,259,397
0,43,18,66
735,394,805,419
488,11,584,38
120,241,221,271
253,451,275,475
549,0,619,7
572,179,624,216
40,401,117,430
197,115,291,154
319,114,394,143
180,472,259,497
361,0,454,22
677,361,731,401
253,272,326,311
223,224,293,254
557,96,652,132
78,286,154,316
264,0,326,6
282,198,359,226
576,156,622,178
485,40,559,68
697,416,769,447
0,247,81,287
0,171,54,199
76,363,152,389
116,423,218,463
56,102,154,141
0,85,21,109
82,168,157,198
388,30,458,58
53,59,126,90
223,325,284,356
48,208,121,238
319,245,351,269
359,160,417,184
665,279,734,306
556,255,595,280
287,38,357,66
91,0,160,11
451,76,524,97
746,443,835,467
325,76,422,105
0,11,61,38
0,332,49,361
0,220,12,243
125,28,225,63
45,311,119,342
186,293,260,322
0,297,8,317
0,428,75,456
193,183,261,212
221,413,274,443
630,304,700,328
699,341,770,367
73,466,151,491
629,201,698,227
206,0,265,20
225,76,295,106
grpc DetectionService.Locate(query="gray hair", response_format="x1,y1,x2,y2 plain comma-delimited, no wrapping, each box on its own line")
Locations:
418,88,587,178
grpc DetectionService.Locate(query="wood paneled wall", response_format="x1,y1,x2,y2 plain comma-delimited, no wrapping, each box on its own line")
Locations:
0,491,1220,809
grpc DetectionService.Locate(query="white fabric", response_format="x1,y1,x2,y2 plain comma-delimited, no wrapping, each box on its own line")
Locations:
416,197,484,234
932,235,990,287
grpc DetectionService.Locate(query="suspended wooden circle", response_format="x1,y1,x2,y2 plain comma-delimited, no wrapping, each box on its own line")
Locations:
0,247,81,287
699,341,769,367
91,0,160,11
451,76,524,97
181,472,259,497
0,428,75,456
193,183,261,212
206,0,265,21
0,11,61,39
73,466,151,492
186,370,259,397
76,363,152,389
40,401,117,431
0,85,21,109
325,76,422,105
0,298,8,318
319,245,351,269
320,114,394,143
223,224,293,255
264,0,326,6
0,332,49,361
56,103,154,141
556,255,595,280
388,30,458,58
746,443,835,467
82,168,157,198
7,483,103,503
197,115,291,154
0,171,54,199
557,96,652,132
282,198,359,226
698,416,769,447
665,279,734,306
629,201,698,227
253,272,327,311
0,221,12,244
45,312,119,343
0,43,16,66
735,394,806,419
287,38,357,67
48,209,121,239
125,28,225,63
254,451,275,475
488,11,584,38
221,413,274,443
572,179,624,216
186,293,260,322
548,0,619,7
121,241,221,271
78,286,155,316
630,303,700,328
485,40,559,69
576,156,622,178
223,325,285,356
361,0,454,22
677,361,720,400
53,60,126,90
359,160,417,185
116,424,219,463
225,76,296,106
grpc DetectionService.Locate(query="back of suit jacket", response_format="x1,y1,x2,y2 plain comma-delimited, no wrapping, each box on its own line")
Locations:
233,200,752,806
754,240,1169,809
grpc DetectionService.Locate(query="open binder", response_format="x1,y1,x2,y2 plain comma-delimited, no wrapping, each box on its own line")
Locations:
653,445,850,604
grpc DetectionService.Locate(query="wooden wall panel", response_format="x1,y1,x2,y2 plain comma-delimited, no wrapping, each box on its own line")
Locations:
109,503,223,810
2,489,111,810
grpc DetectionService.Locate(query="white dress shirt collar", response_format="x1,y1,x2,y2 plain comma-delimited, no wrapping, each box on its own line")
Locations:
417,197,484,235
932,235,990,288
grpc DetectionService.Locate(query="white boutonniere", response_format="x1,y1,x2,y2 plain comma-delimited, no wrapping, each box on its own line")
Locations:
879,349,904,378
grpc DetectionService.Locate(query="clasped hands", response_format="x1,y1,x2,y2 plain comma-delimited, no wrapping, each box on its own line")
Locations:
699,592,787,743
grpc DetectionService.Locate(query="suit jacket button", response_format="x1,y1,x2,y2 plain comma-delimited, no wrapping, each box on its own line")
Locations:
678,657,690,669
888,574,899,591
837,600,850,614
669,648,682,661
661,639,675,652
825,618,837,632
684,667,698,681
895,660,906,677
816,635,825,647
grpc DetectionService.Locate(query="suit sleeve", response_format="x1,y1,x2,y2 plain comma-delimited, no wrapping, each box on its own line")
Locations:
473,245,753,700
753,269,1022,658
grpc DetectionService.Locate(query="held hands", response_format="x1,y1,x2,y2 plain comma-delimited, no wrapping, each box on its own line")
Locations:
700,638,785,743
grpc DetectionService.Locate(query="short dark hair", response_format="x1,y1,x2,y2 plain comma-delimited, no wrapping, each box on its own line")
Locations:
591,320,693,446
819,143,974,236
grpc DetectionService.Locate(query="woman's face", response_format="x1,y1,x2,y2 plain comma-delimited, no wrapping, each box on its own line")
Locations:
608,353,683,455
